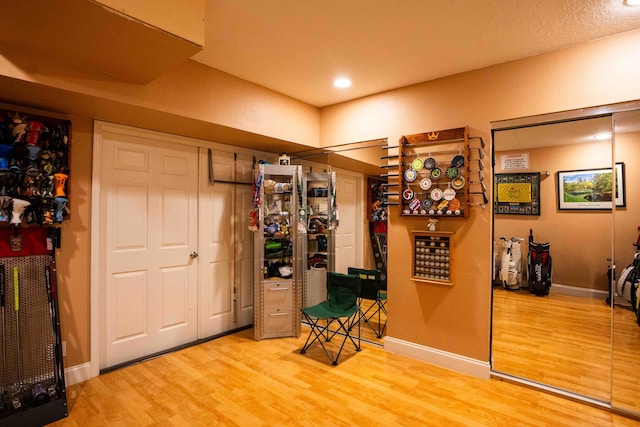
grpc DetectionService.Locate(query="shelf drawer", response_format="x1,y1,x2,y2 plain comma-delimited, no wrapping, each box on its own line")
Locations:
264,281,293,307
264,307,293,334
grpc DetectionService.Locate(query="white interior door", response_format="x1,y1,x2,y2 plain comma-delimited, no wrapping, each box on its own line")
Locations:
100,129,199,368
197,150,254,338
234,153,255,326
334,171,363,273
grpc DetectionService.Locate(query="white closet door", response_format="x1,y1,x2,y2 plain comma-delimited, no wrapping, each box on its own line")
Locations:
233,153,255,327
101,130,199,368
197,150,254,338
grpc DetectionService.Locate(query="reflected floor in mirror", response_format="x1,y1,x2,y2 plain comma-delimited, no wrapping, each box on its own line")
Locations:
613,299,640,413
492,286,611,401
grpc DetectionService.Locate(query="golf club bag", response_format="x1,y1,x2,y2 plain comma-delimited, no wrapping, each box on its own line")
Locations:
615,226,640,325
499,236,524,290
527,229,552,296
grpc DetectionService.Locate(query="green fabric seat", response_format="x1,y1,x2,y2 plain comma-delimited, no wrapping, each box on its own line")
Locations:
348,267,387,338
300,272,361,365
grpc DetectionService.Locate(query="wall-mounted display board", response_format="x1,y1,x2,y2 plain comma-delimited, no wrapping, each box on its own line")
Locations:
494,172,540,215
411,230,454,286
398,127,473,218
0,108,70,227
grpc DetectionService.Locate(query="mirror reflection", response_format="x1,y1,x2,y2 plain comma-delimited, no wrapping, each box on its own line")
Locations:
293,140,389,345
492,116,614,401
612,109,640,413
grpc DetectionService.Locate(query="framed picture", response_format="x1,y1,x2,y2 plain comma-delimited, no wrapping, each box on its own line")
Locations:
557,162,625,210
494,172,540,215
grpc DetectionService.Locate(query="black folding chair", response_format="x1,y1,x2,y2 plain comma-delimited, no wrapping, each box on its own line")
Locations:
348,267,387,338
300,272,361,365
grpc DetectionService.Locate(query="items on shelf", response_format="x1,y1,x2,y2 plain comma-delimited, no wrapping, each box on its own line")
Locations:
0,108,71,227
301,171,336,309
252,163,302,340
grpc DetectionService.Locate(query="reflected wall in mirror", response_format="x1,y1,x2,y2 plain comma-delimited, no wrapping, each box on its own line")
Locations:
492,116,613,402
612,109,640,413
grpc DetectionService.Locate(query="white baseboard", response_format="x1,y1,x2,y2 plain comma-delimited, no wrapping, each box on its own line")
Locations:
384,336,490,380
63,362,93,387
550,283,608,299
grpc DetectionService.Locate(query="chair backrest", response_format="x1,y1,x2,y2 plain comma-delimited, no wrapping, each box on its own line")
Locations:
326,272,360,312
347,267,382,300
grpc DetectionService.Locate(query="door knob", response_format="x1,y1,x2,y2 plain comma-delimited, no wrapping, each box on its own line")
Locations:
190,251,199,259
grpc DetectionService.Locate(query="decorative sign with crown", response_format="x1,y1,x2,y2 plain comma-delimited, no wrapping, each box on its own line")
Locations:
392,126,485,219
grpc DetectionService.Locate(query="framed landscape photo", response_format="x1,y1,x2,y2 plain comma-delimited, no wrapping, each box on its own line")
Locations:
557,162,625,210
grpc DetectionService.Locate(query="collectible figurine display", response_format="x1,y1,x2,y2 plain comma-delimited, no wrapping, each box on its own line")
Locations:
0,109,70,226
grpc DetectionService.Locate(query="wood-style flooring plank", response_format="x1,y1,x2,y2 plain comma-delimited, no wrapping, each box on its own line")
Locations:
49,327,639,426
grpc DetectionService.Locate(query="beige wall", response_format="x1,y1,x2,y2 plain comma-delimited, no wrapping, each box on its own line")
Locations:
320,28,640,362
0,48,320,149
0,25,639,371
57,118,94,367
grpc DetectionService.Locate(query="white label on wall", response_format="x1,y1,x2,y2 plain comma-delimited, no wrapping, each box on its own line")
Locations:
501,153,529,171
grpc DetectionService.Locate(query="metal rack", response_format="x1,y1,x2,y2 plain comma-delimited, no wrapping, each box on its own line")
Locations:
252,164,303,340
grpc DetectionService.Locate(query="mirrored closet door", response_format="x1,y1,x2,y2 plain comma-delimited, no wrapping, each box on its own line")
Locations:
612,109,640,414
491,115,614,402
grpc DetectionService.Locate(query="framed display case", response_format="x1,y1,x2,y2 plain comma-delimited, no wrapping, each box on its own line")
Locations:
411,230,455,286
494,172,540,215
252,164,302,340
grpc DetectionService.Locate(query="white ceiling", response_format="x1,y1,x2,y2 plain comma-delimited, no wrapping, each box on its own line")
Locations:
192,0,640,107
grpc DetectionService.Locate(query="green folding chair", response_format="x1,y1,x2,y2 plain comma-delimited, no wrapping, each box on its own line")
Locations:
348,267,387,338
300,272,361,365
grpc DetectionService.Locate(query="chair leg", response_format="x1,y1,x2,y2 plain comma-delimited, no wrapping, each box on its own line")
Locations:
359,298,387,338
328,315,360,365
300,313,325,352
378,299,388,337
301,314,339,364
300,313,361,365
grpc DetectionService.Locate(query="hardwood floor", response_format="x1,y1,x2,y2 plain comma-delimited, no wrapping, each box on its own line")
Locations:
49,327,639,426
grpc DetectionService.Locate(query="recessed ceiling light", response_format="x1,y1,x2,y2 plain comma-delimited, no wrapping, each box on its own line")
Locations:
333,77,352,88
625,0,640,6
